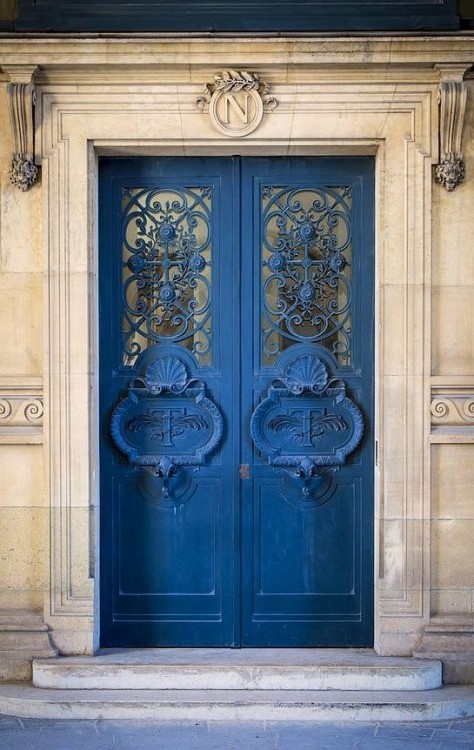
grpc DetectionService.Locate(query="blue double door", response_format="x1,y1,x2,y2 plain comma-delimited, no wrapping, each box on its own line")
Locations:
99,156,374,647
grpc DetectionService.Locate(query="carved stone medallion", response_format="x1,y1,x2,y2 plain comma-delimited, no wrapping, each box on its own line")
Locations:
197,70,277,138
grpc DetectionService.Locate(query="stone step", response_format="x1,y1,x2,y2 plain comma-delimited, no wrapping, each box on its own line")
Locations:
0,684,473,721
33,649,442,691
414,651,474,685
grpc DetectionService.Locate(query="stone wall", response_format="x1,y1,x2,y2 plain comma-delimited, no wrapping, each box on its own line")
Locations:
0,77,55,679
0,36,473,675
424,79,474,658
0,80,44,611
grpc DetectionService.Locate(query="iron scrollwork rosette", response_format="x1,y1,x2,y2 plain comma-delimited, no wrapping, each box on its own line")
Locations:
261,185,353,366
250,352,364,504
121,186,213,365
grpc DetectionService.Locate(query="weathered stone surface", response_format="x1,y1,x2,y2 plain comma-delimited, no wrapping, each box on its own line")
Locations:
0,684,474,722
32,648,442,692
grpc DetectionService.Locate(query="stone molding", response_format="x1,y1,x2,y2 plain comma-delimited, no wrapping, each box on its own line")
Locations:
435,64,471,191
431,392,474,425
0,610,57,682
3,64,39,191
2,36,474,69
430,379,474,442
0,378,43,444
414,616,474,680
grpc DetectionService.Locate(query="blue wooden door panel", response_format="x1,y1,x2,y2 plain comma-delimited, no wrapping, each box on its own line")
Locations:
100,158,240,646
100,156,374,647
240,158,374,646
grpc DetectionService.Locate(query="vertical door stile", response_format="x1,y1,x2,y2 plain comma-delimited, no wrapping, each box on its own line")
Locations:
232,155,243,647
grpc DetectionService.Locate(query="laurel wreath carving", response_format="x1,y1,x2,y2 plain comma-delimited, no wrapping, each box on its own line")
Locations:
196,69,277,112
214,70,260,92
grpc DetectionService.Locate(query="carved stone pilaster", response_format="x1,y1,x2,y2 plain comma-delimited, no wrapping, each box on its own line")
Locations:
3,65,39,191
434,65,471,192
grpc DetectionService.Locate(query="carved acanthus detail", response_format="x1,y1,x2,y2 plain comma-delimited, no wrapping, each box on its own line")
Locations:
435,65,470,192
4,65,39,191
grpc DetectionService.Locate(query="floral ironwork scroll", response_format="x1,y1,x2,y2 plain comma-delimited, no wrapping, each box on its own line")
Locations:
121,186,213,365
261,185,353,366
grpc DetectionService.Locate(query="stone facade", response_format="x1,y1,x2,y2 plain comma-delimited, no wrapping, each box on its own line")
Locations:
0,35,473,677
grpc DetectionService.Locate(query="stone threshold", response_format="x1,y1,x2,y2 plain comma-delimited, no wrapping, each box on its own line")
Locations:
33,648,443,692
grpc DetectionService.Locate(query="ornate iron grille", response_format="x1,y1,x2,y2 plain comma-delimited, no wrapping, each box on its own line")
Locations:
121,186,213,366
261,184,353,366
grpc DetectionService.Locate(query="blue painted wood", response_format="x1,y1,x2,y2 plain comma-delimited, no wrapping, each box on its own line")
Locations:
99,158,240,647
16,0,458,31
100,155,374,647
240,158,374,646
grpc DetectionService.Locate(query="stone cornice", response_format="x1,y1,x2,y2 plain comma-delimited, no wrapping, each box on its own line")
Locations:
1,35,474,73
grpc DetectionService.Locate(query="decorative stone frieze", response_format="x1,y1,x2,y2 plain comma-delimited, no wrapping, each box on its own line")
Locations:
430,382,474,442
0,379,43,444
3,65,38,191
197,70,277,137
431,392,474,426
435,65,471,191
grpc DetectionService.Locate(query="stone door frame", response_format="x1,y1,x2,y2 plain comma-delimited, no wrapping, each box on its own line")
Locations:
29,41,443,655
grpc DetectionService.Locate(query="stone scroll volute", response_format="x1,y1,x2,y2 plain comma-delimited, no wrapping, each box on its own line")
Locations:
3,64,39,191
435,64,472,192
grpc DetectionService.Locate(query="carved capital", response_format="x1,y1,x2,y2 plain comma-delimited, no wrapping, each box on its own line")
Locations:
3,65,39,191
434,64,471,192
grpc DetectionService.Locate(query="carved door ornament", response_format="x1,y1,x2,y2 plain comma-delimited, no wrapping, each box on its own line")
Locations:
110,350,224,501
250,350,364,505
197,70,277,137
